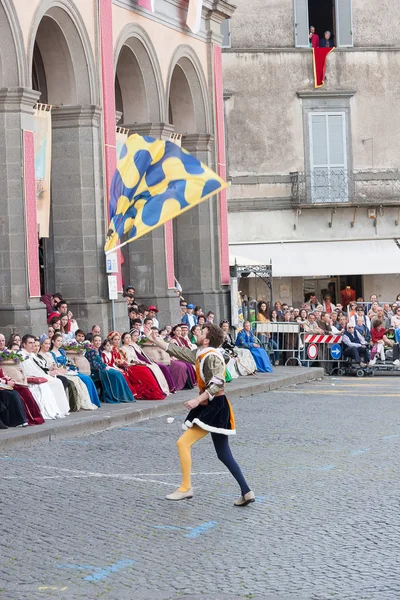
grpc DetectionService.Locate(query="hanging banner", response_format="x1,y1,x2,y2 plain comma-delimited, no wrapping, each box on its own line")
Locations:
34,104,52,238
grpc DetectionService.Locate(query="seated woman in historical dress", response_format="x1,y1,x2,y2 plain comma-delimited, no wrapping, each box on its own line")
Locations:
0,384,28,429
85,335,135,404
20,334,70,419
33,336,80,412
49,334,100,409
107,331,163,399
220,321,256,376
0,367,44,426
114,332,167,400
121,330,171,396
235,321,273,373
129,330,177,393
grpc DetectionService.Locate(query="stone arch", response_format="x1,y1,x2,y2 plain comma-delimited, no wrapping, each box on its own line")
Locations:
166,45,211,134
28,0,98,105
0,0,28,87
114,23,165,124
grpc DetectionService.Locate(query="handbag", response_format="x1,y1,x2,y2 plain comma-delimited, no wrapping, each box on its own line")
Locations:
27,377,48,385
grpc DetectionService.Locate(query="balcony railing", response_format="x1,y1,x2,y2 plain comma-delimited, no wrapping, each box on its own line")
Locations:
290,169,400,206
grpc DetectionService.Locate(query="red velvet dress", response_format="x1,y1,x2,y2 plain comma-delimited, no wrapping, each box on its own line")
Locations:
110,347,166,400
0,368,44,425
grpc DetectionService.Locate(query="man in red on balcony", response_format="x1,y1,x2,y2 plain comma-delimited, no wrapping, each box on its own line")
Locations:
309,25,319,48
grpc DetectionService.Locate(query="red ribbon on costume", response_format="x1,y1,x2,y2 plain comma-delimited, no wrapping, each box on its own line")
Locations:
313,47,335,88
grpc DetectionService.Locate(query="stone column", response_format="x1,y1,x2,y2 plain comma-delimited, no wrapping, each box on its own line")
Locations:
119,122,181,325
0,87,47,335
50,105,110,330
174,133,230,319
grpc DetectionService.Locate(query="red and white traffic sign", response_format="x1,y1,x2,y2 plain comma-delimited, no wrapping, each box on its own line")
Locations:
307,343,318,360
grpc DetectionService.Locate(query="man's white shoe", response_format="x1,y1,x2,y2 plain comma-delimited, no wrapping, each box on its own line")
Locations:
394,359,400,368
234,490,256,507
166,488,193,501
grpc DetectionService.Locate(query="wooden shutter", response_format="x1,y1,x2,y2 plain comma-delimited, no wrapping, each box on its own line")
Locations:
221,19,231,49
309,112,348,202
294,0,309,48
336,0,353,47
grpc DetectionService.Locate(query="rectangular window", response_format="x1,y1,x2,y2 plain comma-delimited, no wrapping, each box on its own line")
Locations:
294,0,353,48
221,18,231,49
308,112,348,202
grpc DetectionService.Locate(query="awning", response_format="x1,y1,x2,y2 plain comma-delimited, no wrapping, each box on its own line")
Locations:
229,239,400,277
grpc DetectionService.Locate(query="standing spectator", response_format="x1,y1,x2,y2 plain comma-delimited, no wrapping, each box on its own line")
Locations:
309,25,319,48
180,299,188,319
182,304,197,328
350,306,371,329
371,307,390,329
148,306,160,328
274,301,283,317
320,30,334,48
342,325,369,366
355,317,371,344
206,311,215,324
303,313,323,333
194,306,203,319
197,314,206,326
367,294,378,312
309,295,319,311
318,312,332,333
86,325,101,343
41,293,63,321
123,286,136,307
391,306,400,330
369,320,387,364
257,301,269,322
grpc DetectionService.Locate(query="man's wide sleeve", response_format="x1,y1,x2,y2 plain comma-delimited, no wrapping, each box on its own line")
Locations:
167,344,197,365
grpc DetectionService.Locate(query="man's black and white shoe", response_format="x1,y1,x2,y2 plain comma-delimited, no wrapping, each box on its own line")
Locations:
234,490,256,507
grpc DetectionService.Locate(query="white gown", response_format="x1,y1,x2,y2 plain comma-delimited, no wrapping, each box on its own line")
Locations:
20,351,69,419
42,352,97,411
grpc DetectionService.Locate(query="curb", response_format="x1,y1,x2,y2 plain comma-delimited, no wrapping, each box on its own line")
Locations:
0,368,324,450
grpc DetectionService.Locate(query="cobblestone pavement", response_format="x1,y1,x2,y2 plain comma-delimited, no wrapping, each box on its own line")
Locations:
2,376,400,600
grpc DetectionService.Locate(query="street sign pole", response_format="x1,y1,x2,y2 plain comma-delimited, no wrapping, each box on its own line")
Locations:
106,252,119,331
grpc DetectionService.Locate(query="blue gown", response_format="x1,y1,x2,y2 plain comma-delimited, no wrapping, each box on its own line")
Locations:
85,348,135,404
51,349,101,408
235,329,273,373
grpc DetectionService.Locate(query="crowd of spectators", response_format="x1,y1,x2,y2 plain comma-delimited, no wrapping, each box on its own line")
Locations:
0,287,275,430
254,293,400,368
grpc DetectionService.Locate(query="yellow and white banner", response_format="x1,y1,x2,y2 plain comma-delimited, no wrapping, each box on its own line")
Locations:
34,104,52,238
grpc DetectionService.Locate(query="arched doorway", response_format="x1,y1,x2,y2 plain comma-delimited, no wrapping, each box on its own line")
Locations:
29,2,102,322
167,48,220,311
114,27,177,314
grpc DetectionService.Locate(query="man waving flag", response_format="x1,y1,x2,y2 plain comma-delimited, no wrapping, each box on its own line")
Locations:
104,134,228,254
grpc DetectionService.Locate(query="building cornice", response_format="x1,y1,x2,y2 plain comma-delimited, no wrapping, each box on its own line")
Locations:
224,46,400,54
297,90,356,99
113,0,235,43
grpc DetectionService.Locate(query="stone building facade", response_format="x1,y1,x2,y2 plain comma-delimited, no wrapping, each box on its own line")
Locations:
223,0,400,307
0,0,233,335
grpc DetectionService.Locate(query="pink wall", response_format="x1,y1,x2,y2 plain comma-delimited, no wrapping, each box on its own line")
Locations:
99,0,123,291
23,131,41,297
214,45,230,286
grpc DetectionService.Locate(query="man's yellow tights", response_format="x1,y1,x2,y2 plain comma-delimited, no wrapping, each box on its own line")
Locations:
176,425,208,492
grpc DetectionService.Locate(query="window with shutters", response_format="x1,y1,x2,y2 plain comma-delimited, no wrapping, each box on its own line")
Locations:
221,19,231,49
294,0,353,48
308,112,349,203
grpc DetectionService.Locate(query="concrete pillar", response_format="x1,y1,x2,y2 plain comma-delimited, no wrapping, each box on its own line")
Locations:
49,105,111,331
174,133,230,320
119,122,181,325
0,87,46,335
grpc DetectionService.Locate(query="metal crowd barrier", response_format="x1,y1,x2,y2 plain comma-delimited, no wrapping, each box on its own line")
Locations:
252,321,303,366
252,322,349,371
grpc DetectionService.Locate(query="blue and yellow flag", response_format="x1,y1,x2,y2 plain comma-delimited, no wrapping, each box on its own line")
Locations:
104,134,229,254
